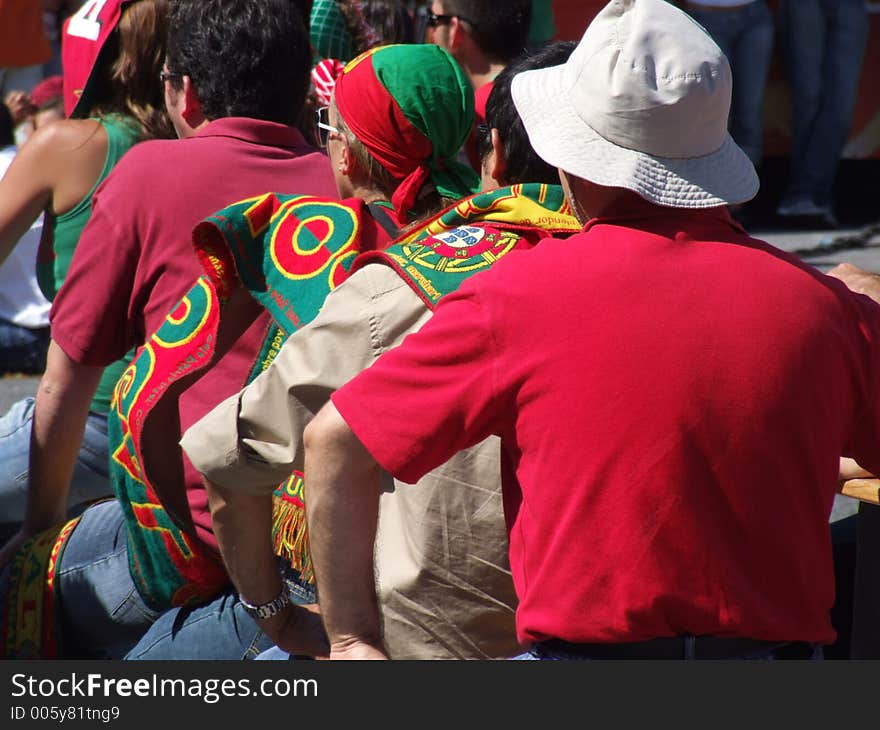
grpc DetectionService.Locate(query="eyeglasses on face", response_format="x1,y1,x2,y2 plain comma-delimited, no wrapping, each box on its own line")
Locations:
315,106,341,149
159,70,183,84
426,11,477,29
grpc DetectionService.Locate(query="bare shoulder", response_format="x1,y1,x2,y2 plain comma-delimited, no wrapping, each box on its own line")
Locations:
31,118,106,151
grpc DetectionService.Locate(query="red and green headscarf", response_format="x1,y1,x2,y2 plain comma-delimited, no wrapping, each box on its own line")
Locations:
334,44,480,224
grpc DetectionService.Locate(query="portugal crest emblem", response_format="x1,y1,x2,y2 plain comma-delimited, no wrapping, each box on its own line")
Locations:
396,224,521,274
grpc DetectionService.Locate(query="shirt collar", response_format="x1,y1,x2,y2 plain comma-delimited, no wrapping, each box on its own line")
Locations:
193,117,314,154
583,204,747,238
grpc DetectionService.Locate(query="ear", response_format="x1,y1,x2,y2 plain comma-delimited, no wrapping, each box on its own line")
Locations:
486,127,508,186
180,76,206,127
448,17,467,51
338,134,354,175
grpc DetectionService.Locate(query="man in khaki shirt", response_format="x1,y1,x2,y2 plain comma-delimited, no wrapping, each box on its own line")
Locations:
180,43,578,659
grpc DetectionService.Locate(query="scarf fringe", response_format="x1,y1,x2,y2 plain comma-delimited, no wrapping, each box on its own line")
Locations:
271,495,314,584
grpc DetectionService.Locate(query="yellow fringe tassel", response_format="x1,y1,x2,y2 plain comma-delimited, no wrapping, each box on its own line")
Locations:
271,495,314,584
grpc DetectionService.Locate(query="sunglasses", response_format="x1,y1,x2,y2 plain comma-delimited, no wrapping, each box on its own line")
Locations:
426,11,477,29
315,106,341,149
159,70,184,84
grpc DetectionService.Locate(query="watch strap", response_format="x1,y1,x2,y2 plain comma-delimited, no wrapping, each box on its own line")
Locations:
239,587,291,620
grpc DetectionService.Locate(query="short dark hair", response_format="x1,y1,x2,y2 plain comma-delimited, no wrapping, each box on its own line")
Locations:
479,41,576,186
0,102,14,148
166,0,312,125
341,0,415,54
443,0,532,63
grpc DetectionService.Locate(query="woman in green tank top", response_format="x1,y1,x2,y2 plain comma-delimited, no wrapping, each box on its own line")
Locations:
0,0,175,523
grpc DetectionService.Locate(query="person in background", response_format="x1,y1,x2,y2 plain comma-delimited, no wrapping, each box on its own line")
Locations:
775,0,868,228
0,0,174,526
41,1,86,78
28,74,64,130
678,2,773,169
0,103,51,378
308,1,415,118
426,0,532,171
301,0,880,661
0,0,52,104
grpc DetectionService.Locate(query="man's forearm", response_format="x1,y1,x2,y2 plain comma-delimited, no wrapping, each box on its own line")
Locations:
25,340,104,533
303,402,385,657
205,479,282,605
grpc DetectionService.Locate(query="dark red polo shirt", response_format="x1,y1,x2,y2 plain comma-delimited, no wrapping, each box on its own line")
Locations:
52,117,338,550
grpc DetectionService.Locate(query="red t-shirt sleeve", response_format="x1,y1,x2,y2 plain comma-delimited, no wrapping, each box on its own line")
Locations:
50,180,139,366
331,284,505,484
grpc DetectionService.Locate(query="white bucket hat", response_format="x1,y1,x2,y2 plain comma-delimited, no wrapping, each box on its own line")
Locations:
511,0,759,208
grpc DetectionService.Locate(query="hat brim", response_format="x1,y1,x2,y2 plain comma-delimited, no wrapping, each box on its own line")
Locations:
512,64,759,208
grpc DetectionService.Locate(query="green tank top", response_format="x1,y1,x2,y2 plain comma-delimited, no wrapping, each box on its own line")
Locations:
39,114,142,414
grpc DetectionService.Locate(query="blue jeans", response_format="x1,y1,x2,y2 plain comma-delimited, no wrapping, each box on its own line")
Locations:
687,1,774,166
0,398,112,524
125,563,316,660
778,0,868,206
0,320,50,375
52,499,161,659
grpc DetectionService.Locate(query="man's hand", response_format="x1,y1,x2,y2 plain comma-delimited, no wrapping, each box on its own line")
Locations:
4,91,34,127
257,602,330,658
827,263,880,302
328,638,388,660
839,456,875,482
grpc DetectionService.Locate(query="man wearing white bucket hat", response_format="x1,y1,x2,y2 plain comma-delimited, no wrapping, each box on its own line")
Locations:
300,0,880,660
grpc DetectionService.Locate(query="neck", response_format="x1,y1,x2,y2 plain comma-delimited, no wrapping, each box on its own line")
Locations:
459,51,505,90
348,180,390,206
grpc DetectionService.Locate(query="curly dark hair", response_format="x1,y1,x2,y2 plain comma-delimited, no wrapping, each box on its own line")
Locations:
166,0,312,125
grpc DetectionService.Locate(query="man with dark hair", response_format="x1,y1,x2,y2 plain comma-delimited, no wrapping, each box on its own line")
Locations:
477,41,576,189
427,0,532,170
170,41,579,660
164,0,311,126
0,0,337,659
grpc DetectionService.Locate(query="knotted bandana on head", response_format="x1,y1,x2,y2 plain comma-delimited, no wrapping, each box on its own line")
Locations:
333,44,480,223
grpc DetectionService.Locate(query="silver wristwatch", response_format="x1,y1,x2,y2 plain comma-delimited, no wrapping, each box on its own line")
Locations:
239,588,291,620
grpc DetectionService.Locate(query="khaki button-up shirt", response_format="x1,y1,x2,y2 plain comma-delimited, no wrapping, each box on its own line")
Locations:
181,263,519,659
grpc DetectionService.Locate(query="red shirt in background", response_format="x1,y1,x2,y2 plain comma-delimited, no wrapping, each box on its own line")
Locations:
465,80,494,172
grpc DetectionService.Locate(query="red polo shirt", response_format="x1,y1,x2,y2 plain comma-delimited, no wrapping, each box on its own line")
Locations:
333,205,880,645
52,117,338,551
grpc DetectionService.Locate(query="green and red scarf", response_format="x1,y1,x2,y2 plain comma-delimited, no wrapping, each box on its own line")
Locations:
107,193,394,612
